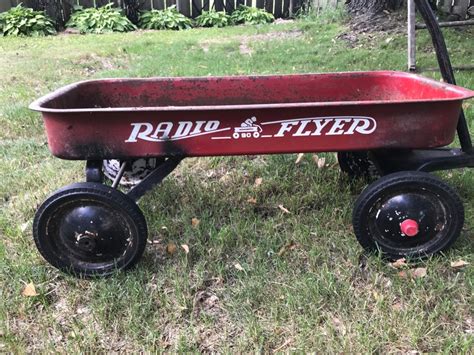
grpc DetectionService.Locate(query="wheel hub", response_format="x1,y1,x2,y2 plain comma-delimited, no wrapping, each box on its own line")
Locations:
400,219,419,237
75,231,98,252
372,191,444,246
58,204,131,261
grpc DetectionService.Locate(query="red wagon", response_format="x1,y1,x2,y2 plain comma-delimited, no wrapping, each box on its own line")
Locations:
29,70,474,276
29,2,474,276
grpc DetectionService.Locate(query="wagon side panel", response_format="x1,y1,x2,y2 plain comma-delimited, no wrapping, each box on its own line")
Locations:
41,100,462,160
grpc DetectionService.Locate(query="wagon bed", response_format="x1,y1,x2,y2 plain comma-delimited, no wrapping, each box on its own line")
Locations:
30,71,474,160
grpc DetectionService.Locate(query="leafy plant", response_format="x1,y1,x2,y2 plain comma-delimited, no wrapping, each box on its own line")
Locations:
66,3,136,34
195,10,231,28
138,6,192,30
231,5,274,25
0,4,56,37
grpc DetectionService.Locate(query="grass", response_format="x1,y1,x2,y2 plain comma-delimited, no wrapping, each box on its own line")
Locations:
0,14,473,352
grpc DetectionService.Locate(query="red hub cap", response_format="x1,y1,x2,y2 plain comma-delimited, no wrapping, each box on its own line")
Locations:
400,219,419,237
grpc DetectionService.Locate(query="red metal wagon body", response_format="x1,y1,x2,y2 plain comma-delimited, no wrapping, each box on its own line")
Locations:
30,71,474,160
29,69,474,277
27,1,474,277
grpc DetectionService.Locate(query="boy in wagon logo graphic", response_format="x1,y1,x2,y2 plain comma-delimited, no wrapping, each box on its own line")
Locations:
232,117,263,139
125,116,377,142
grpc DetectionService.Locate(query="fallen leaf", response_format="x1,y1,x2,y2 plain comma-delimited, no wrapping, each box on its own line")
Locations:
254,177,263,187
20,222,29,233
76,306,90,315
219,173,231,183
312,154,326,168
295,153,304,164
397,271,408,278
372,290,382,301
278,204,290,214
332,317,346,335
166,242,177,255
181,244,189,254
392,301,403,311
451,260,469,269
22,282,38,297
382,277,392,288
317,157,326,169
278,241,297,256
465,317,473,334
191,218,200,228
234,263,244,271
390,258,407,269
411,267,427,278
247,197,257,204
272,337,293,353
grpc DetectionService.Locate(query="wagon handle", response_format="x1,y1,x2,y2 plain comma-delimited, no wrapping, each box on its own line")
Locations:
414,0,473,153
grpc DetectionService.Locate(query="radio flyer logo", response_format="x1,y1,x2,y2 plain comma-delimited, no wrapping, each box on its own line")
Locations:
125,116,377,143
232,117,262,139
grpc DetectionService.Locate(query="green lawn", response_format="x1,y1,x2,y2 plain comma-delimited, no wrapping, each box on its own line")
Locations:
0,14,473,352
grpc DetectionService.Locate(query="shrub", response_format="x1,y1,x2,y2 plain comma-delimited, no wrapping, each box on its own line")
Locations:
195,10,231,28
0,5,56,37
231,5,274,25
66,3,136,34
138,6,192,30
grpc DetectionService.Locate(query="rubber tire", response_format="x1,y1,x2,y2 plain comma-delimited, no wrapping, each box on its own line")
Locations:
352,171,464,259
337,151,380,181
33,182,148,277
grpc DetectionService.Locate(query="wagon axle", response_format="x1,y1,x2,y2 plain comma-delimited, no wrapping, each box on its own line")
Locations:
76,232,98,252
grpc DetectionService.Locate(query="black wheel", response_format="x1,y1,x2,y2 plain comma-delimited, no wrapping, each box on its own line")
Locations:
33,182,148,277
338,151,380,181
352,171,464,259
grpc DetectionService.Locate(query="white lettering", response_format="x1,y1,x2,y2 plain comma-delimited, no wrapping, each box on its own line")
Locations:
354,118,376,134
205,120,220,131
293,120,312,137
125,116,377,143
311,119,332,136
327,118,351,135
174,121,193,138
151,122,173,139
192,121,205,135
345,118,363,135
125,123,154,142
275,122,298,137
